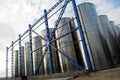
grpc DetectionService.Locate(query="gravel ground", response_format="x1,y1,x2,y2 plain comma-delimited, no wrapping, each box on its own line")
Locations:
74,67,120,80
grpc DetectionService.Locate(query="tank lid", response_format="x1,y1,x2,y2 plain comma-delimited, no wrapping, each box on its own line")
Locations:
78,2,94,6
98,15,107,17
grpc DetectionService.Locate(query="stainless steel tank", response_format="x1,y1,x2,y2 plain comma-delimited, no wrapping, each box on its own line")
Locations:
55,17,78,72
77,3,111,70
33,36,44,75
21,46,25,76
99,15,120,65
24,42,31,76
41,28,60,74
70,18,86,70
15,50,19,77
109,21,120,63
109,21,117,37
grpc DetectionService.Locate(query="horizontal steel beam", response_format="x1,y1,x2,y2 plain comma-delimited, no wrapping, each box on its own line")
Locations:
31,0,65,28
50,27,78,43
32,44,47,53
8,30,29,49
32,30,47,41
50,44,84,70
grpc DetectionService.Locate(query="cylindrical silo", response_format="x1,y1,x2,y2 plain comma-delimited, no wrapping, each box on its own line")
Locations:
41,28,60,74
110,22,120,62
109,21,117,37
24,42,31,76
76,3,111,70
21,46,25,76
117,27,120,52
109,21,120,62
15,50,19,77
33,36,44,75
55,17,78,72
70,18,86,70
109,21,120,47
99,15,120,65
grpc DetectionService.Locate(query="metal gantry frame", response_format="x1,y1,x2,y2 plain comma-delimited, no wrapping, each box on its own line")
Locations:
11,41,14,79
28,25,34,76
6,47,8,80
6,0,92,78
44,9,54,74
18,34,22,77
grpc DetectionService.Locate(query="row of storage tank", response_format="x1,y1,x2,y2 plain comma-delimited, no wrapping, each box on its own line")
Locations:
14,3,120,77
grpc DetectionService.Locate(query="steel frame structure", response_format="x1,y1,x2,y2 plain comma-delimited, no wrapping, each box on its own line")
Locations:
6,0,92,79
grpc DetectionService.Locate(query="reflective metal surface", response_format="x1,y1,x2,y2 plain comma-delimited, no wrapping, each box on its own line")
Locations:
21,46,25,76
41,28,60,74
109,21,117,37
15,50,19,77
77,3,110,70
33,36,44,75
24,42,31,76
55,18,78,72
99,15,120,65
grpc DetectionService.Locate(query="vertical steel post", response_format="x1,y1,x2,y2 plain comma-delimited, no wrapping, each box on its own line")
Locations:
29,24,34,76
6,47,8,80
71,0,92,71
19,34,22,76
11,41,14,79
44,9,54,74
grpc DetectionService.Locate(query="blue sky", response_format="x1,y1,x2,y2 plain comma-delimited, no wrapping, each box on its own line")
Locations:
0,0,120,77
114,0,120,8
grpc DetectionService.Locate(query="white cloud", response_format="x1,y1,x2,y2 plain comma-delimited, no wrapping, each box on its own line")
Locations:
0,0,43,34
106,7,120,24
